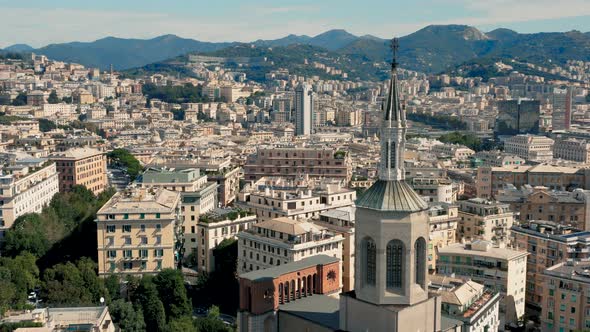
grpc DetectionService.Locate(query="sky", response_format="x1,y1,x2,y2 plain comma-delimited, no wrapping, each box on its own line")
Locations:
2,0,590,48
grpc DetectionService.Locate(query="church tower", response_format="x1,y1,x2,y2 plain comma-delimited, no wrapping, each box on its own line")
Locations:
353,38,430,306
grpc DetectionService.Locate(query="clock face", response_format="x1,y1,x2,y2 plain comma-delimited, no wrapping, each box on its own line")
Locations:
327,270,336,281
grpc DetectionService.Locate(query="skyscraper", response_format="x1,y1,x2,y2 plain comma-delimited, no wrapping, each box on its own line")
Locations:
552,87,572,131
340,38,442,332
295,83,312,136
495,99,540,137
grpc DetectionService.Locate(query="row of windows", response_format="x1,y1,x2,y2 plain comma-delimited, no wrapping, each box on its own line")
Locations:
108,260,162,272
105,235,161,246
105,213,162,220
106,224,162,233
106,249,165,258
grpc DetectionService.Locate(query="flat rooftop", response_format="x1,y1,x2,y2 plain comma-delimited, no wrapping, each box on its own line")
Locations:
278,294,340,330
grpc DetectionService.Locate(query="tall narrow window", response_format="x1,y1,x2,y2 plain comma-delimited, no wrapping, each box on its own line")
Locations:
364,237,376,286
415,237,426,288
387,240,404,289
389,142,396,169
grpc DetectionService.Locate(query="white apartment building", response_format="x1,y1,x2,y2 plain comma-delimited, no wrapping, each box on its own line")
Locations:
437,241,528,324
42,103,76,117
237,217,343,279
195,208,257,273
0,161,59,240
431,144,475,161
553,137,590,163
236,178,356,222
458,198,515,244
140,168,217,258
410,177,455,203
504,134,554,162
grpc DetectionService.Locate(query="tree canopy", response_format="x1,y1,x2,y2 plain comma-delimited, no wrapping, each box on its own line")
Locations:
107,149,142,181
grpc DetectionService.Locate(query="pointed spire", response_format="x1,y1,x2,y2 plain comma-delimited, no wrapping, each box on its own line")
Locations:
384,38,404,124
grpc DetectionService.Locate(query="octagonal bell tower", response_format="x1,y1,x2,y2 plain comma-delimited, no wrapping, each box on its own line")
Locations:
354,38,429,306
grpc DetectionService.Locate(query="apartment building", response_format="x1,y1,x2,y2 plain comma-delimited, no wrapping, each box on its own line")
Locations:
237,218,343,281
476,164,589,199
140,167,217,258
50,148,106,195
0,161,59,240
96,187,181,276
503,134,554,162
243,147,351,182
541,261,590,332
410,177,455,203
431,144,475,161
196,208,257,273
437,241,528,323
315,206,355,292
512,220,590,309
498,186,590,230
472,150,526,167
457,198,515,244
553,137,590,163
428,203,460,272
429,276,501,332
236,177,355,222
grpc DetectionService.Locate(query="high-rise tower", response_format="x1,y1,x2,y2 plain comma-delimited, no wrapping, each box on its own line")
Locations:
295,83,313,136
340,38,441,332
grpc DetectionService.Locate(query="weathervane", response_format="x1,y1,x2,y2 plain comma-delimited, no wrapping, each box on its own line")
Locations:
390,37,399,70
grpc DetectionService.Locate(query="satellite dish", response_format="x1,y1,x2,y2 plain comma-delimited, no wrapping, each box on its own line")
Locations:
100,297,105,305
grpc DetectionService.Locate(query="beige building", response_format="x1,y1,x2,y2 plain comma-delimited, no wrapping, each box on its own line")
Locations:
140,167,217,258
0,161,59,241
316,206,355,292
196,208,257,272
96,187,181,276
430,277,501,332
541,261,590,332
431,144,475,161
410,177,455,203
50,148,107,195
553,137,590,163
457,198,515,244
237,178,356,222
428,203,460,272
437,241,528,323
512,220,590,310
244,147,351,182
498,186,590,230
503,134,554,162
237,218,343,279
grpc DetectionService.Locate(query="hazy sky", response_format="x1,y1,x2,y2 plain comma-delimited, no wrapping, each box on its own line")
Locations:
2,0,590,48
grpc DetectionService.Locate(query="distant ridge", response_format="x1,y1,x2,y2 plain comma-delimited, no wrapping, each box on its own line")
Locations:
7,25,590,73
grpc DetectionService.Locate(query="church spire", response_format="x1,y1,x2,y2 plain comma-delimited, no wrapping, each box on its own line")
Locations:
379,38,407,181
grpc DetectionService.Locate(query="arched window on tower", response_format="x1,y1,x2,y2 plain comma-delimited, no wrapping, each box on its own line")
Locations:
363,237,376,286
415,237,426,288
386,240,404,289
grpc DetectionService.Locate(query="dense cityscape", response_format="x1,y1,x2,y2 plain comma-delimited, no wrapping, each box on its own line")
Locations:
2,4,590,332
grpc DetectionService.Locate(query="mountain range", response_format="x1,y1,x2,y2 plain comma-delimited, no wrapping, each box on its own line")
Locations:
4,25,590,74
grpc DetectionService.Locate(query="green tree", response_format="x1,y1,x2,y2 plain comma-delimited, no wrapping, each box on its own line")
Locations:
109,299,146,332
47,90,59,104
107,149,142,181
438,132,483,151
193,306,232,332
134,277,167,332
0,280,16,316
2,214,53,257
166,316,197,332
104,275,121,301
42,258,107,306
38,118,57,132
154,269,192,321
11,92,27,106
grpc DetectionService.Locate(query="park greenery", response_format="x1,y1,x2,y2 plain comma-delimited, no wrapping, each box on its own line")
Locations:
107,148,143,181
407,113,467,130
437,132,498,152
143,83,205,104
0,186,115,316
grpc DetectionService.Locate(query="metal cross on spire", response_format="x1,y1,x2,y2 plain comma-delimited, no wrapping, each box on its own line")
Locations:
390,37,399,70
